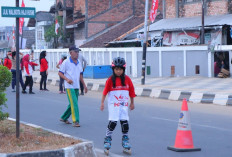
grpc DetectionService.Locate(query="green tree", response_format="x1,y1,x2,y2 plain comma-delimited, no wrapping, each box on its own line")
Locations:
0,65,12,121
44,16,64,48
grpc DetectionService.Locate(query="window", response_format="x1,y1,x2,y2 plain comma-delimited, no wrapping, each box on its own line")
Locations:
195,65,200,74
37,27,43,40
184,0,202,3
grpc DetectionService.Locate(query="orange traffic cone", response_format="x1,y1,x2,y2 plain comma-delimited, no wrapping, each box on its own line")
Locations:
167,98,201,152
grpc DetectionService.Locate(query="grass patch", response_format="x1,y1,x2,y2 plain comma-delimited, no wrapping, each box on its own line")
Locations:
0,120,81,153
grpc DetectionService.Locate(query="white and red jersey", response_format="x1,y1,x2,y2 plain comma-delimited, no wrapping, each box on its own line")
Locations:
24,61,38,76
103,75,136,121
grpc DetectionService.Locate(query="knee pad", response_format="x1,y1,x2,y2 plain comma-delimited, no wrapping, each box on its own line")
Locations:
120,120,129,133
108,121,117,131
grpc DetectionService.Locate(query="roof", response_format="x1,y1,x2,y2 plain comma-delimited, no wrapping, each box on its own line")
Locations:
27,11,54,27
66,17,85,29
137,14,232,32
80,16,145,48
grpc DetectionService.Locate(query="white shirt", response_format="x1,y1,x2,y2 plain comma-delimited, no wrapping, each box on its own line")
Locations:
108,90,130,121
59,57,83,89
24,63,33,76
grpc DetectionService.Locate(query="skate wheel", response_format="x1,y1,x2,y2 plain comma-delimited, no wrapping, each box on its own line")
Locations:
104,149,109,156
123,148,132,155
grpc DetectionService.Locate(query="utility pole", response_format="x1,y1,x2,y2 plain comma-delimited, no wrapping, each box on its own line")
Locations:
15,0,20,138
63,0,67,42
201,0,205,44
141,0,149,85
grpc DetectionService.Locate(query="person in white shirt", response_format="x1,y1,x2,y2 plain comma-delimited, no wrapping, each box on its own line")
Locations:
58,45,88,127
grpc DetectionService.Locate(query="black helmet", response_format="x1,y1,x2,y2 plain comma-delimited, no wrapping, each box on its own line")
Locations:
112,57,126,68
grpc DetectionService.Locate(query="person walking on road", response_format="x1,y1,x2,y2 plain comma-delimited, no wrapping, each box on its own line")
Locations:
56,54,67,94
59,45,88,127
22,54,38,94
39,51,49,91
7,51,24,92
100,57,136,154
78,52,87,95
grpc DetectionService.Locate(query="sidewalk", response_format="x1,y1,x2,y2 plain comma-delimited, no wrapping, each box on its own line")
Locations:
33,71,232,106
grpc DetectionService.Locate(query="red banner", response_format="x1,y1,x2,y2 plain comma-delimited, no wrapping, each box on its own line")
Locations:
19,0,25,35
149,0,159,23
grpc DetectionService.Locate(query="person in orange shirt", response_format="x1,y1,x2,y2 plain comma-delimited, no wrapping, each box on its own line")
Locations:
39,51,49,91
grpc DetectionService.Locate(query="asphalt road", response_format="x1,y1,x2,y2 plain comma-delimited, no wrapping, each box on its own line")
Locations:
4,84,232,157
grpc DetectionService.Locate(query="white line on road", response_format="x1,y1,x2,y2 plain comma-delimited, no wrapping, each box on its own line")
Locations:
151,116,232,132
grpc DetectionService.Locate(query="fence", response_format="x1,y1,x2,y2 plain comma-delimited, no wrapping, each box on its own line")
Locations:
21,45,229,78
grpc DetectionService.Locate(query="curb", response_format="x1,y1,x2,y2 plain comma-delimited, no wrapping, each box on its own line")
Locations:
33,77,232,106
0,118,97,157
87,83,232,106
87,82,232,106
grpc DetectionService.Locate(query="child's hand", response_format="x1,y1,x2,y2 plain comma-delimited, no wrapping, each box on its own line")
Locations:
100,103,104,111
130,103,135,110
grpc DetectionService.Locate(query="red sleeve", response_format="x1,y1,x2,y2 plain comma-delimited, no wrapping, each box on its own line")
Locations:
24,62,30,75
31,62,38,66
41,59,48,70
127,76,136,98
103,77,112,96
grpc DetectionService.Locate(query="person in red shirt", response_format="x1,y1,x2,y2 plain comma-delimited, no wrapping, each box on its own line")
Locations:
39,51,49,91
3,54,12,70
100,57,135,155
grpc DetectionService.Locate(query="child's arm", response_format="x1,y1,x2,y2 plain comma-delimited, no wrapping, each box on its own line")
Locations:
130,97,135,110
101,95,106,111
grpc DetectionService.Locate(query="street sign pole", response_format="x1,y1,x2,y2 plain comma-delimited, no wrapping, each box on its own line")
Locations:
16,0,20,138
141,0,149,85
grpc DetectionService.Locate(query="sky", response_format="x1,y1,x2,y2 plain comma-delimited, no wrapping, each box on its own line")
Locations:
0,0,55,27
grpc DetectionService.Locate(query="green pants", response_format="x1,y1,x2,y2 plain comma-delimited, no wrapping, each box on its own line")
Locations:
61,89,79,123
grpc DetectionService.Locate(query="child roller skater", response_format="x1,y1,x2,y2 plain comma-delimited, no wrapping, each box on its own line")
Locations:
100,57,136,155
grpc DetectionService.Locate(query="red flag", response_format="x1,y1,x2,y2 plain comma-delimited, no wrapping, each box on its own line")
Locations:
55,19,60,35
149,0,159,23
12,25,16,51
19,0,25,35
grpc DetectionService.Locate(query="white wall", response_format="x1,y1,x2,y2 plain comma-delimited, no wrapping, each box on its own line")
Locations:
21,46,219,78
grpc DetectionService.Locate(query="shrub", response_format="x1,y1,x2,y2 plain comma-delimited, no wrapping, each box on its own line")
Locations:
0,65,12,121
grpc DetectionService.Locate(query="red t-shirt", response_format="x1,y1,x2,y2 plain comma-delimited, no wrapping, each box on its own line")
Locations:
40,58,48,72
4,58,12,70
103,75,136,98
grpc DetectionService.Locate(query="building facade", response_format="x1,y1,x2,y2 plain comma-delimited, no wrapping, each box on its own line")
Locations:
28,11,55,49
148,0,232,47
55,0,163,47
